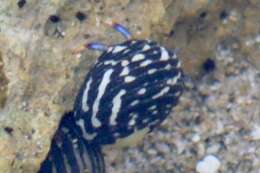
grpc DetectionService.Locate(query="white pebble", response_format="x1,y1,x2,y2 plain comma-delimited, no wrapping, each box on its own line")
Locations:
196,155,221,173
255,34,260,43
157,143,170,154
251,125,260,140
192,134,201,143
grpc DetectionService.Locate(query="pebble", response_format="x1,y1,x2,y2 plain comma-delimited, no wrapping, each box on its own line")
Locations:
192,134,201,143
196,155,221,173
206,144,220,154
147,149,157,155
157,143,171,154
251,125,260,141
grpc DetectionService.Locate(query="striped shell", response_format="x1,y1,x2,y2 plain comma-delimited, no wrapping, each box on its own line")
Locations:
73,39,183,145
38,112,105,173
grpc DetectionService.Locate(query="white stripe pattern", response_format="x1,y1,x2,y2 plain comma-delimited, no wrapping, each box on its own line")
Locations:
92,69,114,127
160,47,169,61
82,78,93,112
112,45,126,53
152,86,170,99
71,140,84,172
109,89,126,125
132,54,145,62
76,119,97,140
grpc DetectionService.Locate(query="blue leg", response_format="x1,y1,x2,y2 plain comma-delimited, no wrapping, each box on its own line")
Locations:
73,42,107,54
112,23,132,40
87,42,108,51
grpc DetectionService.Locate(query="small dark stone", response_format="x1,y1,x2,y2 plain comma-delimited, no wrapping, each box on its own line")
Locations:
195,116,203,125
219,140,227,150
199,11,207,18
190,148,198,155
76,11,87,22
220,10,229,20
169,29,175,37
17,0,26,8
4,127,14,135
205,137,211,144
49,15,60,23
202,58,216,73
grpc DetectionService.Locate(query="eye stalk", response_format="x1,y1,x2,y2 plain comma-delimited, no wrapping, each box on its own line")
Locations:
87,42,108,51
111,23,132,40
73,22,132,54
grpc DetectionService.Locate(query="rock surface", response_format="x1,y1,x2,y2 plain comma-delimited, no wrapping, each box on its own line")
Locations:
0,0,259,173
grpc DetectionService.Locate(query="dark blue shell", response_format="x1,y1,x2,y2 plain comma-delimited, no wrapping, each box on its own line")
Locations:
38,39,183,173
73,39,183,145
38,112,105,173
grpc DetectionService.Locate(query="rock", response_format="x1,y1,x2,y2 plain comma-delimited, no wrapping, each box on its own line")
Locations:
251,125,260,141
196,155,221,173
0,53,8,108
192,134,201,143
0,0,259,173
0,0,176,172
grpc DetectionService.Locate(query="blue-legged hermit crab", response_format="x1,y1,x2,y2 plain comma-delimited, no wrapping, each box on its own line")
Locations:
38,23,183,173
